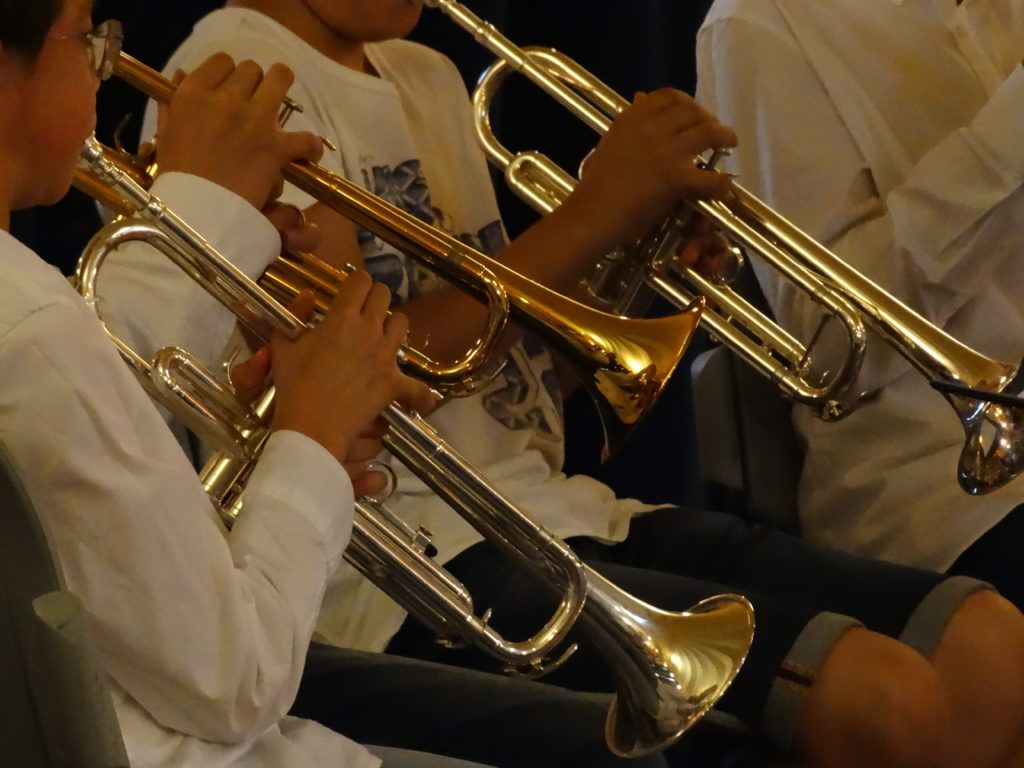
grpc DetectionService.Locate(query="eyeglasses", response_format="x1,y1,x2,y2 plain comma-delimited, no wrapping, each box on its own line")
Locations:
46,19,124,81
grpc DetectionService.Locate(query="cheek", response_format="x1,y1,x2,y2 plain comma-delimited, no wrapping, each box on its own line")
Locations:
18,80,97,205
46,74,96,146
23,56,97,143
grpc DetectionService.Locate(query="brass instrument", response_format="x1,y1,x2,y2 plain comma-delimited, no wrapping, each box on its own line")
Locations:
426,0,1024,496
76,134,586,673
75,136,754,757
73,131,508,402
103,51,705,460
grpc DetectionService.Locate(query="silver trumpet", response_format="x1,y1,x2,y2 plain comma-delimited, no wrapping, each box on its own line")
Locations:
75,135,584,674
425,0,1024,496
75,136,754,755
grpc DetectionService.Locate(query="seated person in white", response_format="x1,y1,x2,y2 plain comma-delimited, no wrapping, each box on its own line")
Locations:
0,3,503,768
100,2,1024,767
696,0,1024,608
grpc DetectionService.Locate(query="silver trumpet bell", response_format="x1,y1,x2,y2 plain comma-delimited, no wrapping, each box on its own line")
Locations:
582,573,754,757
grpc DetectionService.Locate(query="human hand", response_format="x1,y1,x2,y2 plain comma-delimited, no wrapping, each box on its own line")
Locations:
228,345,272,405
677,213,738,284
342,417,391,498
155,53,323,210
264,202,322,255
269,271,437,462
564,88,737,256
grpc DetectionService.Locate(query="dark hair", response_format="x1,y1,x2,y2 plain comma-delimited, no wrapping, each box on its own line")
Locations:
0,0,63,58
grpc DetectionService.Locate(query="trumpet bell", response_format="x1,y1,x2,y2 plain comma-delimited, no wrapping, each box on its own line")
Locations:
952,360,1024,495
582,569,755,757
582,298,704,459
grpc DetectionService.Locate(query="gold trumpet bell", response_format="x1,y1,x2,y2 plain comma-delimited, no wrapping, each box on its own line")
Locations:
583,297,705,460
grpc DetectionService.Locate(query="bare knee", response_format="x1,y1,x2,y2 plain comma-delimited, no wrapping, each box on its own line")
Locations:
795,628,951,768
932,590,1024,765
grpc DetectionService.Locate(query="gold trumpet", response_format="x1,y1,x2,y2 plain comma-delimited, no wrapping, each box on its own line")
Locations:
91,51,706,460
75,135,755,758
425,0,1024,496
73,121,508,401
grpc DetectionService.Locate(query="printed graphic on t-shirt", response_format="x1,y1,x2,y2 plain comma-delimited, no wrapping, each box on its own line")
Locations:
480,334,564,448
356,157,564,451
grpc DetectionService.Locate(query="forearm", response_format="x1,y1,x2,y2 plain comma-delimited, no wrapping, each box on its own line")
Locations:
885,65,1024,317
98,432,351,744
307,197,610,365
2,310,354,745
698,19,1024,340
406,199,612,360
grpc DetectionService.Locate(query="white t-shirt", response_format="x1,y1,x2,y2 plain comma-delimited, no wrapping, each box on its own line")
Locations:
5,175,373,768
148,8,654,653
697,0,1024,570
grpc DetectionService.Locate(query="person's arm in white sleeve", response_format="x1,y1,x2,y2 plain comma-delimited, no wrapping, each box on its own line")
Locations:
886,66,1024,308
0,301,353,744
96,172,281,367
697,17,1024,340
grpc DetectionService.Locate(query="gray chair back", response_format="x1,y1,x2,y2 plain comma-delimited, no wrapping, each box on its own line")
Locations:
0,445,129,767
690,345,804,532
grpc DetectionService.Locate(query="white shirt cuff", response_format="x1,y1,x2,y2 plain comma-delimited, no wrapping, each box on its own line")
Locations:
242,429,355,570
149,172,282,280
278,181,318,213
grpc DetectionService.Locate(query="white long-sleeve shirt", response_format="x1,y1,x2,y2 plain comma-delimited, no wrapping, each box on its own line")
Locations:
0,174,375,768
696,0,1024,569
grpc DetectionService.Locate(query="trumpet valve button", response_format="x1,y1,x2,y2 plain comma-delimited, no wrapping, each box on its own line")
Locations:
412,526,435,556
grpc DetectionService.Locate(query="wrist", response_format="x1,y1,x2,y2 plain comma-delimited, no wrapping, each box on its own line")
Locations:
544,194,623,265
270,414,351,463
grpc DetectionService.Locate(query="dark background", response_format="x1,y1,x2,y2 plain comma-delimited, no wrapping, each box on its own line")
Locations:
16,0,718,507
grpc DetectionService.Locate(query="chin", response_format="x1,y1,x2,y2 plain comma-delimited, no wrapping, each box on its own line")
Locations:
36,165,77,209
40,180,75,209
387,1,424,37
13,179,72,212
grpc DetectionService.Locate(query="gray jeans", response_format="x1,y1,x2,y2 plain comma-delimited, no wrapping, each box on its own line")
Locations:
293,646,678,768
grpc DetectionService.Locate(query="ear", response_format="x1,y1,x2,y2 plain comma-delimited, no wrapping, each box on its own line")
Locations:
0,41,24,80
0,40,38,94
0,43,16,91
